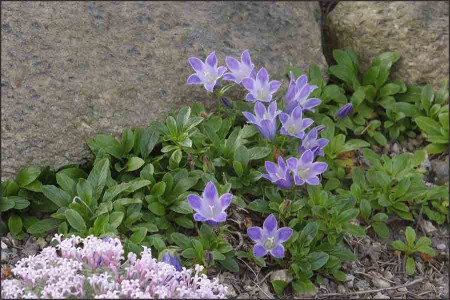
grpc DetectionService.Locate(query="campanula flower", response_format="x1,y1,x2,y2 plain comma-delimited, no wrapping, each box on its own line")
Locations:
187,52,227,93
297,125,329,158
287,149,328,185
247,214,293,259
242,101,281,139
279,106,314,139
262,156,292,190
223,50,256,84
221,96,233,108
284,72,321,113
242,67,281,102
160,251,182,272
187,181,232,226
336,103,353,119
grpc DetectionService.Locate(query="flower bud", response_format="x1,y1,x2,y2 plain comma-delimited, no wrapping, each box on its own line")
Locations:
160,250,182,271
336,103,353,119
220,96,233,108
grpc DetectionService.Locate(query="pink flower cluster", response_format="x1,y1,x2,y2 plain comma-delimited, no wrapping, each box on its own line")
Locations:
1,235,227,299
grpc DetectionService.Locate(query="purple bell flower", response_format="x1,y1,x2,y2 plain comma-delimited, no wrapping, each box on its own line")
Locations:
187,181,232,226
242,67,282,102
247,214,293,259
223,50,256,84
284,72,321,113
160,251,183,272
297,125,329,158
279,106,314,139
287,149,328,185
262,156,292,190
242,101,281,139
187,52,227,93
336,103,353,119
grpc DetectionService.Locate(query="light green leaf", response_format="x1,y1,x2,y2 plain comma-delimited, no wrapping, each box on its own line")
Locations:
65,209,87,232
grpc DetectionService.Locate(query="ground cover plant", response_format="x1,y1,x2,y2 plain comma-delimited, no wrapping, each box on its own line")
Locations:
1,49,448,299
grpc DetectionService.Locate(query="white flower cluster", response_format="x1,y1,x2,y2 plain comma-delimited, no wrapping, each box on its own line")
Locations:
1,235,227,299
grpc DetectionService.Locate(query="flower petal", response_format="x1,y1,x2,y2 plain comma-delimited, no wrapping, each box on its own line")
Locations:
269,81,282,93
188,57,204,72
278,113,289,125
286,158,298,171
257,67,269,83
276,227,293,243
222,73,237,82
293,175,305,185
242,78,255,92
219,193,232,210
214,212,227,223
217,66,227,77
302,98,321,109
302,118,314,129
270,245,285,258
242,111,257,124
187,74,202,85
203,181,218,203
206,52,217,67
193,213,207,222
253,244,268,257
226,57,240,71
268,101,278,117
265,161,278,175
187,194,203,212
305,176,320,185
204,82,216,93
277,156,286,169
275,177,292,190
260,119,276,139
300,150,314,165
247,227,262,242
246,93,256,102
241,50,252,66
311,162,328,173
254,101,266,119
263,214,277,233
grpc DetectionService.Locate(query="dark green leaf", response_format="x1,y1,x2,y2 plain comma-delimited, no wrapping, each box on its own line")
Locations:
65,209,87,232
16,167,41,187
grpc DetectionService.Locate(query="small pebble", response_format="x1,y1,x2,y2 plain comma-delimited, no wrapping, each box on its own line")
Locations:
372,277,391,288
437,243,446,251
345,274,355,288
270,269,292,283
383,270,393,280
337,284,346,294
397,287,408,292
1,250,11,263
224,284,236,298
237,293,249,299
373,292,390,299
355,279,370,291
1,241,7,250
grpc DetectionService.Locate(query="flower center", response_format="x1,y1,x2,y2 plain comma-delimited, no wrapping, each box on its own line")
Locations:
257,89,267,100
204,71,216,84
209,205,215,217
263,237,275,250
287,124,298,135
297,167,310,179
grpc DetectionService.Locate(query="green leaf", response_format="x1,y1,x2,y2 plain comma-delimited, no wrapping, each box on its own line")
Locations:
391,240,408,252
372,222,390,239
272,280,288,296
211,250,226,261
125,157,145,172
151,182,166,197
109,211,124,228
148,202,165,216
16,167,41,187
87,158,110,202
121,128,135,154
56,173,77,196
298,222,318,247
372,131,388,146
405,226,416,246
172,177,199,195
65,209,87,232
336,209,359,224
182,248,196,259
350,87,365,108
412,150,426,166
130,227,147,244
171,232,192,249
42,185,72,207
169,150,182,169
248,199,270,213
8,214,22,235
219,254,239,272
88,135,123,158
233,161,244,177
234,145,250,168
421,84,434,112
248,147,271,161
373,51,400,66
360,199,371,220
136,128,160,159
12,197,30,210
415,116,443,136
170,201,193,214
332,270,347,282
174,216,194,229
0,197,16,212
93,214,109,235
379,83,401,97
76,179,93,206
292,279,316,294
406,257,415,276
27,219,60,235
308,252,329,270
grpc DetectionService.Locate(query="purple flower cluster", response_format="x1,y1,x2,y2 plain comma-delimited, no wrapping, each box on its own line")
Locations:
1,235,227,299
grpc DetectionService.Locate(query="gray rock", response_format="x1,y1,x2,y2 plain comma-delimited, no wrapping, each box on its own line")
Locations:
383,270,393,281
431,156,449,185
327,1,449,88
373,292,390,299
372,277,391,288
270,269,293,284
22,238,39,257
337,284,346,294
224,284,237,298
258,282,274,299
345,274,355,288
1,1,326,179
355,279,370,291
391,143,401,155
237,293,250,299
421,219,438,235
1,249,11,263
436,243,446,251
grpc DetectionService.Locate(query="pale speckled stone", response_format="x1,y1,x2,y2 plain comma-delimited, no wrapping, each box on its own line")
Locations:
327,1,449,88
1,1,326,179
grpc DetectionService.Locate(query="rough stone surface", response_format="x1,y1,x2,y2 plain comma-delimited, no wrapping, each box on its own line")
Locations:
431,155,449,185
326,1,449,87
1,1,326,179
